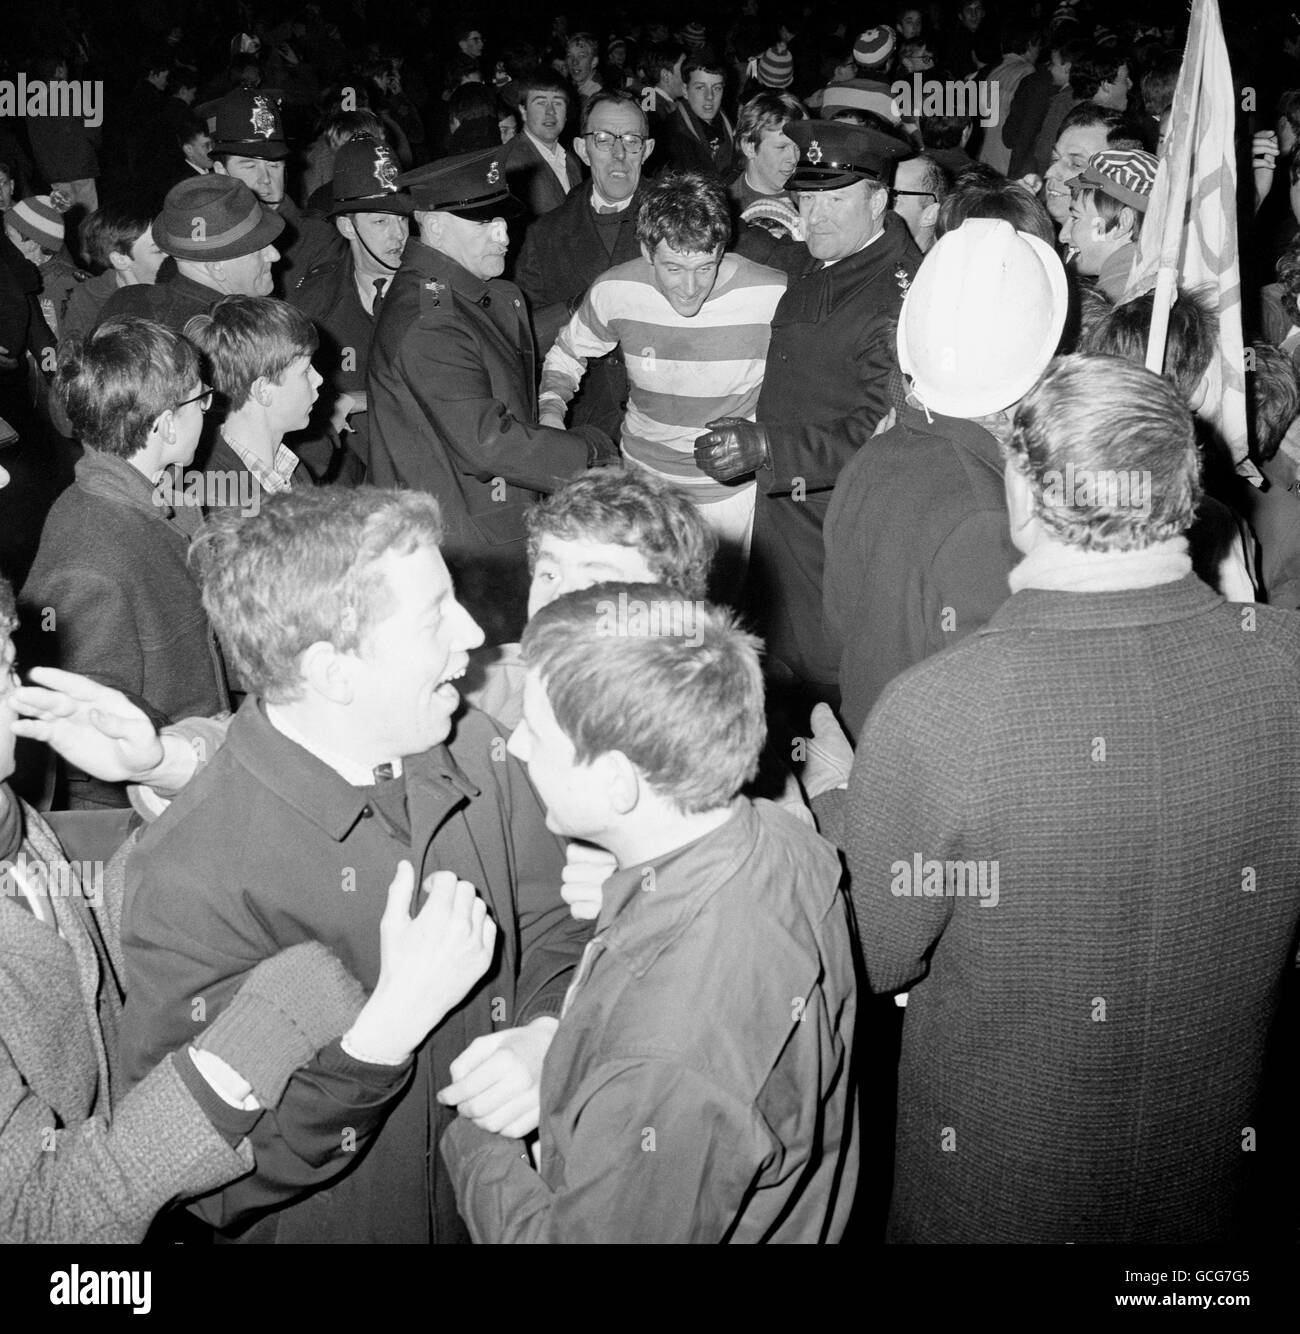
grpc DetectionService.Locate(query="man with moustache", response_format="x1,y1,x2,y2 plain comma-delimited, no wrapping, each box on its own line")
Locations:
515,92,656,439
289,140,414,479
368,147,615,640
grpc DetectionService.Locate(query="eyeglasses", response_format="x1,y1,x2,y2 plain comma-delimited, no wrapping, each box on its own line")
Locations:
585,130,647,154
890,189,937,203
175,385,213,413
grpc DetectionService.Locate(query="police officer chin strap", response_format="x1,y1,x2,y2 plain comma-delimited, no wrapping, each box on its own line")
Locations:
355,228,400,274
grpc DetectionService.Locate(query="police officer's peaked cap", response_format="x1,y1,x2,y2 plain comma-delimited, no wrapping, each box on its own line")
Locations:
785,120,911,191
396,147,524,221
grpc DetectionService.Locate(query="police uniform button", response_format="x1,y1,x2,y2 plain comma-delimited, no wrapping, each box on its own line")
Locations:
361,805,374,818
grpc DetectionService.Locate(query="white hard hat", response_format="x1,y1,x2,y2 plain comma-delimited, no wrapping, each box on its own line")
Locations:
897,217,1069,419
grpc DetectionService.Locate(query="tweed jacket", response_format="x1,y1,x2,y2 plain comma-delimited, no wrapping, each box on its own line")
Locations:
0,794,250,1242
844,575,1300,1242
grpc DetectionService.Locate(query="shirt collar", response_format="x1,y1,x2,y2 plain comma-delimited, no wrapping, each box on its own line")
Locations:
221,432,301,495
525,129,565,161
265,702,403,786
590,184,635,213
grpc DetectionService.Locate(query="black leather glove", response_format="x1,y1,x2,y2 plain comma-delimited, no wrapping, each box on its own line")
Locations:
694,417,770,482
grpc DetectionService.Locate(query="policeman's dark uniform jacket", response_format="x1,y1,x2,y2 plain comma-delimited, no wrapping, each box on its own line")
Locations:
289,140,414,478
96,175,286,334
711,122,921,698
513,182,649,440
367,148,614,639
210,89,345,295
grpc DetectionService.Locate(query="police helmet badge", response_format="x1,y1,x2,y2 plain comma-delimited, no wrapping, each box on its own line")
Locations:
250,94,277,139
373,147,399,192
486,159,501,186
806,139,823,165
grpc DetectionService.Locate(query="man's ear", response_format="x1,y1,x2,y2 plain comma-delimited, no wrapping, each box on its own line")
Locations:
1003,457,1040,549
335,215,354,241
300,640,354,705
870,183,890,221
641,135,655,165
639,241,654,264
960,124,972,147
575,134,592,169
107,250,132,273
921,200,940,230
250,374,273,408
212,160,229,177
603,749,641,816
1117,204,1137,242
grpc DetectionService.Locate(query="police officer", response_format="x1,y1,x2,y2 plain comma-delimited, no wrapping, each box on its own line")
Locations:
367,146,616,641
694,120,920,706
211,88,345,293
289,139,414,482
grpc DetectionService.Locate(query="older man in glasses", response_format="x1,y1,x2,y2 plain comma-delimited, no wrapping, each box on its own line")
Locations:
514,92,657,441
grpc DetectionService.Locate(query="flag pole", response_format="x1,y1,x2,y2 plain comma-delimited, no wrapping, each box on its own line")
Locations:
1144,268,1178,374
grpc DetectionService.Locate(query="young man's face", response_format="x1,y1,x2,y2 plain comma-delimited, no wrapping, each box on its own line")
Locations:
662,54,686,99
799,179,882,263
567,44,596,84
959,0,984,31
1048,50,1072,88
686,71,724,123
898,8,923,39
184,132,214,170
527,534,658,618
217,155,286,206
350,545,485,757
508,668,613,842
577,99,652,202
744,123,800,193
644,240,723,317
890,156,938,246
460,31,484,58
161,377,209,468
900,43,935,74
216,243,280,295
268,354,322,434
1097,63,1130,111
340,210,408,274
1045,123,1109,222
0,170,14,212
1060,192,1126,275
523,88,567,145
119,229,166,284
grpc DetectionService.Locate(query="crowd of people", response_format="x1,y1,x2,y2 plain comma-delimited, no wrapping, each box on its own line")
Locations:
2,0,1300,1246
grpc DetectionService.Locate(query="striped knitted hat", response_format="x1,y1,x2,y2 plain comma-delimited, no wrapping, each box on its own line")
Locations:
1071,149,1159,212
854,26,896,68
680,22,707,51
4,195,64,251
756,46,794,89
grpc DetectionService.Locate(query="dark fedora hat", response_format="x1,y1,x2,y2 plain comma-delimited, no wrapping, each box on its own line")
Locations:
151,174,285,261
396,146,524,221
212,88,290,160
327,140,415,217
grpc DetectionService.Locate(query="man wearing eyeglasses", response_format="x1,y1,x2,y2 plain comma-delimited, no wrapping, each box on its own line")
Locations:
889,153,950,253
20,317,229,807
514,92,658,440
